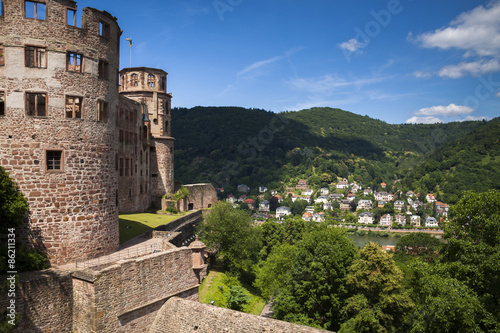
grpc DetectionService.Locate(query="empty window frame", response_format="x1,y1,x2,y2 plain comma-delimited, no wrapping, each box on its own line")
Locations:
99,21,110,39
46,150,63,171
98,59,109,80
147,74,155,88
0,1,3,17
160,76,166,91
26,92,47,116
25,1,46,20
97,100,108,122
0,91,5,116
66,52,83,72
25,46,46,68
0,44,4,66
131,73,138,87
66,8,76,26
65,96,82,118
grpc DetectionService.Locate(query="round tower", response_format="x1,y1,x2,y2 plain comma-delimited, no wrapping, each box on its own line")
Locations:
119,67,175,198
0,0,121,265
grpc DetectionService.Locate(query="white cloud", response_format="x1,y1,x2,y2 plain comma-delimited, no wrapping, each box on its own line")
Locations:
340,38,363,52
238,56,283,76
496,91,500,98
287,74,388,95
413,71,432,79
458,116,492,122
438,59,500,78
406,116,444,124
415,2,500,57
416,103,474,116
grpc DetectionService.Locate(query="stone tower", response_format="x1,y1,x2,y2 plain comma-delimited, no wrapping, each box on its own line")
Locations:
0,0,121,265
119,68,175,199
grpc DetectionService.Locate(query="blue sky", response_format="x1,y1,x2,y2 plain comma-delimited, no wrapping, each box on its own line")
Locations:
80,0,500,124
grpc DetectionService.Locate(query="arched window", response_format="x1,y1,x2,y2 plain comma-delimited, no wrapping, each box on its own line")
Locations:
131,73,138,87
147,74,155,88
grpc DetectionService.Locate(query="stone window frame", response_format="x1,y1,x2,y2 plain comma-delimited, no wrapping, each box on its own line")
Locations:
45,149,64,173
147,74,155,88
98,59,109,80
131,73,138,87
25,91,47,117
119,157,124,176
0,44,4,66
24,1,46,20
0,91,5,116
97,100,108,122
66,52,83,72
25,45,47,68
65,95,83,119
99,20,110,40
0,1,4,17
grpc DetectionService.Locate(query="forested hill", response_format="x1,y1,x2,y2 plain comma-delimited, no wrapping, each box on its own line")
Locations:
172,106,496,202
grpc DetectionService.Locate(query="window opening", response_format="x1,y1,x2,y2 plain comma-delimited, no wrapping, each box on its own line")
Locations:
25,46,46,68
65,96,82,118
98,59,109,80
147,74,155,88
67,52,83,72
99,21,110,39
67,8,76,26
97,100,108,122
0,1,3,17
0,44,4,66
131,73,138,87
0,91,4,116
26,92,46,116
46,150,62,171
25,1,46,20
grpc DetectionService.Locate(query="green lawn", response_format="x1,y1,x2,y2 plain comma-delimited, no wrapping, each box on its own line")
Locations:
118,213,182,244
199,271,266,316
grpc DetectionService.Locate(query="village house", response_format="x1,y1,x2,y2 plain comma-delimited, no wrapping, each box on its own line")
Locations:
410,215,421,227
238,195,247,202
406,190,415,197
357,200,373,211
291,194,302,202
395,214,406,225
380,182,387,189
330,193,344,200
378,200,387,208
313,212,326,222
412,200,423,210
336,178,349,189
426,193,436,202
425,217,439,227
394,200,405,211
276,206,292,219
301,189,314,196
275,194,283,203
305,206,315,213
302,212,313,221
358,212,374,224
244,198,255,210
374,191,394,201
347,193,357,202
237,184,250,193
380,214,393,226
296,179,309,189
320,187,330,195
340,199,351,210
363,188,373,196
259,186,268,193
259,200,270,212
324,201,333,211
351,184,362,193
436,201,450,216
315,196,329,204
227,194,237,204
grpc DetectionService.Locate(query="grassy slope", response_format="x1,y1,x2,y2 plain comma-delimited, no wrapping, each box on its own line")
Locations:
118,213,181,244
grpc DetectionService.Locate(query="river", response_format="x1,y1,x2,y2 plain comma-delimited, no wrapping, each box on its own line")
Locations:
347,233,400,248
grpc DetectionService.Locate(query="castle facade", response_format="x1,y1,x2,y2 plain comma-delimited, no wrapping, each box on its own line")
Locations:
0,0,174,266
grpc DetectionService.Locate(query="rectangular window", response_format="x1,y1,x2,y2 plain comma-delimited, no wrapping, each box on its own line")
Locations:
67,52,83,72
65,96,82,119
119,158,123,176
98,59,109,80
1,1,4,17
119,130,123,143
26,92,47,117
46,150,62,171
0,91,5,116
67,8,76,26
25,46,46,68
0,44,4,66
97,100,108,122
25,1,46,20
99,21,110,40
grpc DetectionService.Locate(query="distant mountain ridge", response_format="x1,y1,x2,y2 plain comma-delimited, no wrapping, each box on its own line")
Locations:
172,106,497,203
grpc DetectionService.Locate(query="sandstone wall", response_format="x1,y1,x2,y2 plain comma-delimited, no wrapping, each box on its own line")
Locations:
72,247,200,333
149,297,330,333
0,0,121,265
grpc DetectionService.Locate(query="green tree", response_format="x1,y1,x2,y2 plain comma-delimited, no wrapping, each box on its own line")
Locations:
0,166,28,232
340,242,414,333
271,227,358,331
320,173,333,184
226,285,251,311
395,232,441,261
199,202,261,272
440,189,500,319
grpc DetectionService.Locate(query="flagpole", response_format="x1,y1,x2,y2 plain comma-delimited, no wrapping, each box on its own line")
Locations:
126,37,132,67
